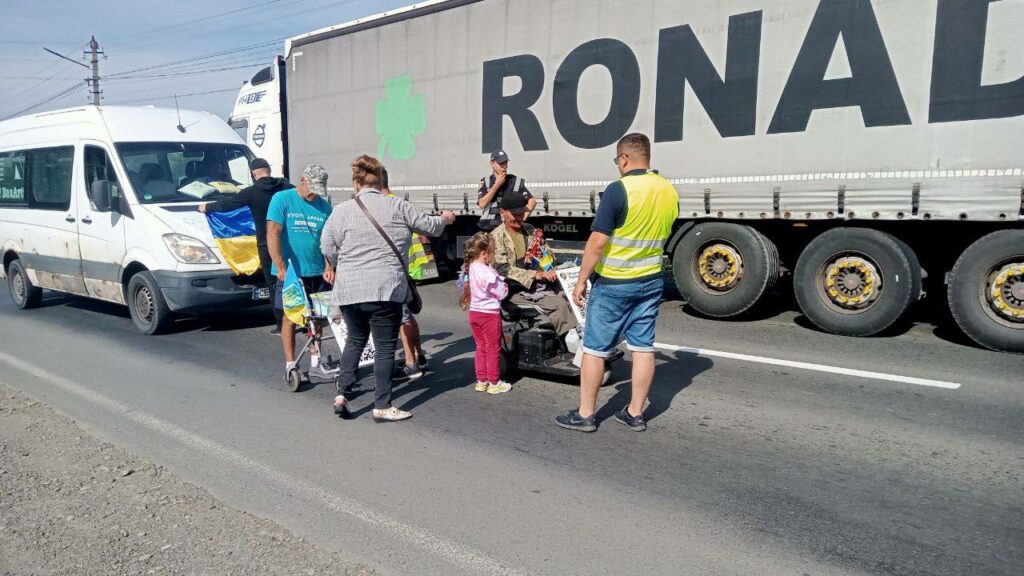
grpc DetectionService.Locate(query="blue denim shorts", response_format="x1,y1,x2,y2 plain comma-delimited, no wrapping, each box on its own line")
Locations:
582,276,664,357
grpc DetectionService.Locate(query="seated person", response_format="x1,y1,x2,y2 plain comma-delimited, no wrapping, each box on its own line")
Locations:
195,157,240,186
490,193,578,340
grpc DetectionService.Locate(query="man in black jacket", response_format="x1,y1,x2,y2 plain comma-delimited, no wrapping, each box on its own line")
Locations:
199,158,291,333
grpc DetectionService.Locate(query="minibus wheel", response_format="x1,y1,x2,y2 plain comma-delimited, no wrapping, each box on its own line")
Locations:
127,271,173,335
7,259,42,309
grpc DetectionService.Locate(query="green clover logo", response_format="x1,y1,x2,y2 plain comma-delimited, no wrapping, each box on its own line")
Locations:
376,74,426,161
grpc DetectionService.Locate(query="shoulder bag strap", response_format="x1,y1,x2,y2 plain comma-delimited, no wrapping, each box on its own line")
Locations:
354,195,408,269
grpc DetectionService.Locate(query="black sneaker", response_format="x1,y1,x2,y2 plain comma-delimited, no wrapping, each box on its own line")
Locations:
269,325,282,335
416,353,429,370
401,364,424,381
555,409,597,433
614,406,647,432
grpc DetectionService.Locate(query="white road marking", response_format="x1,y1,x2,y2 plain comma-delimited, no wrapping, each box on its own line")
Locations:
0,351,527,576
653,342,962,390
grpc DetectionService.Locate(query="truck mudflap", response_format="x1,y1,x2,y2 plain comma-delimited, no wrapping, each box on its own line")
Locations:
150,270,264,314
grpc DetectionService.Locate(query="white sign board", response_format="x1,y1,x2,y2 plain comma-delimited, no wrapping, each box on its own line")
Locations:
555,266,590,325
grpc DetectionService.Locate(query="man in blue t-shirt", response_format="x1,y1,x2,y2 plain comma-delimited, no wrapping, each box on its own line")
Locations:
267,163,334,378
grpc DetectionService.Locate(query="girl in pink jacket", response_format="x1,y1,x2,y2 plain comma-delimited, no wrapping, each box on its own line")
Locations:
459,232,511,394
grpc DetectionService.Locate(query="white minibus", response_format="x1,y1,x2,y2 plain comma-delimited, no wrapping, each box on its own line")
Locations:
0,105,269,334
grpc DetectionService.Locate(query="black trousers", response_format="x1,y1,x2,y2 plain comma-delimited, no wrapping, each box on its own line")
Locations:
336,301,402,410
258,244,283,326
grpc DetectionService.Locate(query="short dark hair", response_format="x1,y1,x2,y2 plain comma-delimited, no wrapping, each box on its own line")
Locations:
617,133,650,161
380,166,389,189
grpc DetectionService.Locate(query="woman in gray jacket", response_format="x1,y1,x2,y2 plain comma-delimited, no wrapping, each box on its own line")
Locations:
321,155,454,422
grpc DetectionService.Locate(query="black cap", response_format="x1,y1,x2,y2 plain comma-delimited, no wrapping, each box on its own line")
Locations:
249,158,271,171
490,149,509,163
499,189,527,214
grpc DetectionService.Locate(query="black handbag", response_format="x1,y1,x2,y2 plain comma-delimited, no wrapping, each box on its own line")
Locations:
354,195,423,315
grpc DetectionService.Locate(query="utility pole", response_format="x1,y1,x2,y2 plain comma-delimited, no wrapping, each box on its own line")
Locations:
86,36,103,106
43,37,102,105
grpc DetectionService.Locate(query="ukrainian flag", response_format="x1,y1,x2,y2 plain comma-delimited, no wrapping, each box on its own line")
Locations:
281,262,309,326
206,207,261,276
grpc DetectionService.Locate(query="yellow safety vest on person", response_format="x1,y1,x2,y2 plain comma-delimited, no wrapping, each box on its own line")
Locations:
595,171,679,280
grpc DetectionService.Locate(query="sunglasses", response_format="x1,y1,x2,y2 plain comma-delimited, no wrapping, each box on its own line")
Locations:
612,153,626,165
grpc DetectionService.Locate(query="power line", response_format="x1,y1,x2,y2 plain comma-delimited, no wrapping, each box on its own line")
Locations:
106,40,281,78
3,60,74,109
104,0,365,77
108,0,289,49
2,81,86,120
106,62,267,81
106,87,240,106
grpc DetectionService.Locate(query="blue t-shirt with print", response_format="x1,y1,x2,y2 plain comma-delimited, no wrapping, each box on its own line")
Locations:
266,189,333,277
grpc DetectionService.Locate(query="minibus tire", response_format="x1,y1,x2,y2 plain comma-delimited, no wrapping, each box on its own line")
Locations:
7,259,42,309
127,271,173,335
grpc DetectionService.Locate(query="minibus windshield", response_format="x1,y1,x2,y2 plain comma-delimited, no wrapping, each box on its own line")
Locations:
115,142,254,204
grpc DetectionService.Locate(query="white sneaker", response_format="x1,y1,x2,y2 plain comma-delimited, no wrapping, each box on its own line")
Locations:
284,361,298,380
487,381,512,395
316,357,341,376
372,406,412,422
474,381,489,392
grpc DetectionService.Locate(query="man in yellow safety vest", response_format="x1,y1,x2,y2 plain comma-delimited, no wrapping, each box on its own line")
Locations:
556,133,679,433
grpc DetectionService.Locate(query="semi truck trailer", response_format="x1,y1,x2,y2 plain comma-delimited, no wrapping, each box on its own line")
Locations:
229,0,1024,353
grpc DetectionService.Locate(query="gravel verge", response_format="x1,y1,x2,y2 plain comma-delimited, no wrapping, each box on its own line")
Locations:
0,383,376,576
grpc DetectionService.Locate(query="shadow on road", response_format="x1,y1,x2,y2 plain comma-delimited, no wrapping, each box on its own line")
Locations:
596,351,713,423
340,331,474,418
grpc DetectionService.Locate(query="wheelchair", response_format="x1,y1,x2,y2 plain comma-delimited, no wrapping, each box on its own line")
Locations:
499,298,623,384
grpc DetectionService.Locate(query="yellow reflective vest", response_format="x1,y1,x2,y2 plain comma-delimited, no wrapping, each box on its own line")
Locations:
595,171,679,280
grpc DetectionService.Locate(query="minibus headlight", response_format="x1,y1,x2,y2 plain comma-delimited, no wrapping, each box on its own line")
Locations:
163,234,220,264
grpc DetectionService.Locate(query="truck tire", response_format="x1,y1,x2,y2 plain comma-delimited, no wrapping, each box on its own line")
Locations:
7,259,42,309
672,223,780,317
126,271,173,335
947,230,1024,353
794,228,921,337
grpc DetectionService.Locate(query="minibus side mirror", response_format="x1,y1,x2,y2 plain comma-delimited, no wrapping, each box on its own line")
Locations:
89,180,115,212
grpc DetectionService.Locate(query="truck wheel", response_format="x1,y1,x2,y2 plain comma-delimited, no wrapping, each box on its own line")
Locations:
948,230,1024,353
672,223,780,317
7,259,42,309
794,228,921,337
127,271,173,335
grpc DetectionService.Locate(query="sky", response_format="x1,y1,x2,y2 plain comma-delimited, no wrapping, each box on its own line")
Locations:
0,0,418,121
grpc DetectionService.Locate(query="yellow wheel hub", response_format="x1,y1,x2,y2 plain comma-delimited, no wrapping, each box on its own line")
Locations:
988,263,1024,321
698,244,743,291
824,256,881,309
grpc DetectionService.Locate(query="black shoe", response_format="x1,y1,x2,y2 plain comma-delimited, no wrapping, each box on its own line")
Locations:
269,325,282,335
416,353,429,370
555,409,597,433
400,364,424,381
333,396,349,419
614,406,647,432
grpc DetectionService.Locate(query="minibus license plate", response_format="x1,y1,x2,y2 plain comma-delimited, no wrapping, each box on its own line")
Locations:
253,287,270,301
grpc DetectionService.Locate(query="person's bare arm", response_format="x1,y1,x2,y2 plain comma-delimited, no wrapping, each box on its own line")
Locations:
267,221,286,281
523,196,538,220
573,231,609,307
476,171,506,209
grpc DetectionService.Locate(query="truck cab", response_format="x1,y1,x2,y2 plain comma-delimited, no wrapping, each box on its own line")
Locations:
229,57,287,179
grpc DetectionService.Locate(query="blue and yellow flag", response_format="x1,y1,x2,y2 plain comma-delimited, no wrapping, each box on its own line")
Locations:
281,262,309,326
206,207,260,276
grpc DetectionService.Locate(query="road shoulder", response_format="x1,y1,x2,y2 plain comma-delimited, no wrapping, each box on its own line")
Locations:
0,382,375,576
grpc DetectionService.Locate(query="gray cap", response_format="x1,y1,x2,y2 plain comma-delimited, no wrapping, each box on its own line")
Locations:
490,149,509,163
303,163,328,197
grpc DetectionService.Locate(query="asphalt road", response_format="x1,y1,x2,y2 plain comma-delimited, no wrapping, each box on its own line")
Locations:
0,280,1021,576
